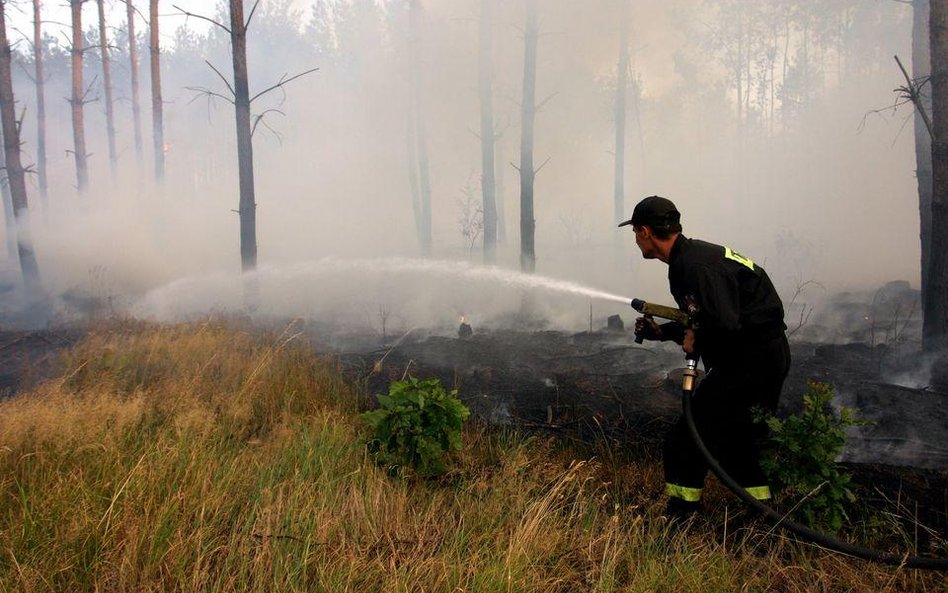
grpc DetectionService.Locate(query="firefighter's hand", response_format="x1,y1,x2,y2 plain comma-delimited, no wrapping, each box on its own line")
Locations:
634,316,662,342
682,329,696,353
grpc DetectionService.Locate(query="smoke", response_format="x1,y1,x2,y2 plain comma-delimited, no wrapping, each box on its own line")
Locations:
834,384,948,470
0,0,920,332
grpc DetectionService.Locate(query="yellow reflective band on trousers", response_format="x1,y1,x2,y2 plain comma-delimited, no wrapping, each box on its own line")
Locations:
745,486,772,500
666,484,770,501
665,483,702,502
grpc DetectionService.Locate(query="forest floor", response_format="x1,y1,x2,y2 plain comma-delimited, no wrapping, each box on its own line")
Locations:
0,318,946,585
0,319,948,593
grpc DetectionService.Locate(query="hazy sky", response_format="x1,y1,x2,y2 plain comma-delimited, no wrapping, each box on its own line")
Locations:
6,0,284,43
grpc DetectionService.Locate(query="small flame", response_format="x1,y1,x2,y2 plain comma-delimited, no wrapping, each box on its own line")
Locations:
459,315,466,323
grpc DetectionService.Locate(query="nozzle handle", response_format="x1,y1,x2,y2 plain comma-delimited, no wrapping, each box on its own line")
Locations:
633,312,653,344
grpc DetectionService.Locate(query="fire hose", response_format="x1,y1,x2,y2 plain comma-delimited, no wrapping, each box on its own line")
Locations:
631,299,948,570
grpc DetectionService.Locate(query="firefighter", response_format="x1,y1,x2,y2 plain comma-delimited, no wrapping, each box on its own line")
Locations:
619,195,791,521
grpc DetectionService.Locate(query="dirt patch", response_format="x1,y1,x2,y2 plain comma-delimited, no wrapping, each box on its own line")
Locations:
0,329,81,396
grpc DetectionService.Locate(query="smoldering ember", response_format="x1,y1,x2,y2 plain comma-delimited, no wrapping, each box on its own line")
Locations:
0,0,947,587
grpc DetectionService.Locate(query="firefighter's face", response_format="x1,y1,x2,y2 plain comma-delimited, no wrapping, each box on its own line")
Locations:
633,225,659,259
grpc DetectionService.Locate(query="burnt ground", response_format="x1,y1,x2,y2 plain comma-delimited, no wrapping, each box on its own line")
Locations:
0,329,82,395
1,321,945,554
322,324,948,552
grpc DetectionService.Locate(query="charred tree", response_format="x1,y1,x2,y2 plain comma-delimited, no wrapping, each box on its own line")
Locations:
479,0,497,263
915,0,934,311
0,137,14,257
0,1,40,287
32,0,47,210
69,0,89,193
174,1,316,275
229,0,256,271
97,0,117,175
406,111,422,236
495,135,506,242
518,0,538,273
926,0,948,351
126,0,143,164
149,0,164,180
614,0,630,229
408,0,432,256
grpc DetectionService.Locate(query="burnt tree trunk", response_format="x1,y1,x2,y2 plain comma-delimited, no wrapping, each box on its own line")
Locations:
479,0,497,263
127,0,143,165
97,0,117,176
149,0,164,180
0,136,14,257
915,0,934,308
0,1,40,287
735,11,746,201
519,0,538,273
32,0,47,210
614,0,629,228
406,112,422,236
925,0,948,351
495,135,506,242
70,0,88,193
230,0,256,271
408,0,432,256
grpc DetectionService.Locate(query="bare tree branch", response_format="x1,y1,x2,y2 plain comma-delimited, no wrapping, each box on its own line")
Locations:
205,59,236,97
535,91,558,113
172,4,231,34
534,156,551,175
16,61,36,84
186,86,235,106
245,0,262,29
859,93,913,133
249,67,319,104
10,26,35,51
119,0,149,23
64,148,93,159
493,120,511,142
80,75,99,105
251,109,285,142
786,279,825,338
894,54,934,140
16,106,26,138
66,76,100,106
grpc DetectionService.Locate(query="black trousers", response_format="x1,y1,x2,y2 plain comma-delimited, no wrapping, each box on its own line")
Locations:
663,334,791,504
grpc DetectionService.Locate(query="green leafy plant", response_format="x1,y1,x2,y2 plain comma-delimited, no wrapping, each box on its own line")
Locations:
758,381,865,532
361,376,470,477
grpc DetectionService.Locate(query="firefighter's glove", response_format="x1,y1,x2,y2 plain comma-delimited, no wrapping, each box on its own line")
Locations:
634,316,663,342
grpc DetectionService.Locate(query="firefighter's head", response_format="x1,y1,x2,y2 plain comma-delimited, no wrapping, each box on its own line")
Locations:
618,195,681,262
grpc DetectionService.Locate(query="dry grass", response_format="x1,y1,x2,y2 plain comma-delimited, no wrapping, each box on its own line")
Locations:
0,320,943,592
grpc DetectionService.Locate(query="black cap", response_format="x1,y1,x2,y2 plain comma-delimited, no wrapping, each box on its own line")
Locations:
617,195,681,229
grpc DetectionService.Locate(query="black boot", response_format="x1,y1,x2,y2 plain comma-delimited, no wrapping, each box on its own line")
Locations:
664,497,700,526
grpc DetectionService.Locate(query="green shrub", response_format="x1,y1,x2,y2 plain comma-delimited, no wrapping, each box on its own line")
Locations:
758,381,865,532
361,376,470,477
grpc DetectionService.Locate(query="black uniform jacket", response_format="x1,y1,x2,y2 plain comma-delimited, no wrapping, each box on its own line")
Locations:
665,235,786,370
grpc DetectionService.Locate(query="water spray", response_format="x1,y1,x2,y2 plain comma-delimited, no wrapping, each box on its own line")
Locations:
137,257,637,323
